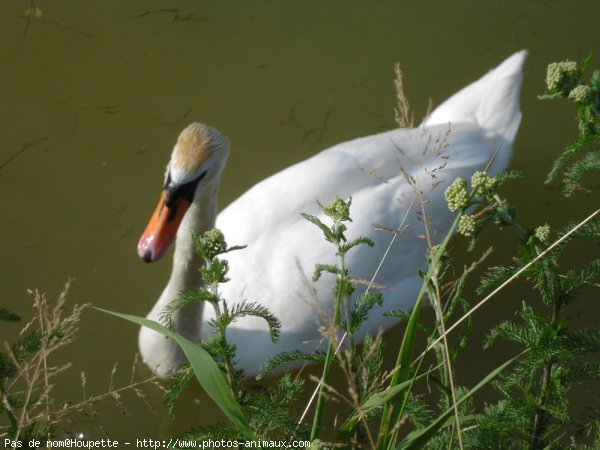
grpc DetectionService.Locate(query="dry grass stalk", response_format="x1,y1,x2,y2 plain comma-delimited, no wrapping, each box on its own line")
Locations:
394,63,414,129
0,282,161,442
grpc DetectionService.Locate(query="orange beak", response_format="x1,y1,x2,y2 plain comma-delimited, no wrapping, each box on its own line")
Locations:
137,190,191,263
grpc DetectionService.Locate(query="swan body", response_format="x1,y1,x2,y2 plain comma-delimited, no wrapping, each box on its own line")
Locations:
138,51,527,378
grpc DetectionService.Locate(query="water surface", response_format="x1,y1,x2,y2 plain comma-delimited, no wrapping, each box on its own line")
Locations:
1,0,599,439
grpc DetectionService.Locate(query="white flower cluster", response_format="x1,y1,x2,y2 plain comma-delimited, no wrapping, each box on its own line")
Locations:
445,177,470,212
471,171,496,197
535,224,551,244
458,215,476,237
203,228,228,257
546,60,578,92
568,84,592,103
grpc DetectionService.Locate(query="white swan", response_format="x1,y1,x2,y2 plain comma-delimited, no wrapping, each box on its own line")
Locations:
137,50,527,378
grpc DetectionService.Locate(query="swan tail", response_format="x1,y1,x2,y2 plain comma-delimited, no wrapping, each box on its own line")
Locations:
424,50,527,144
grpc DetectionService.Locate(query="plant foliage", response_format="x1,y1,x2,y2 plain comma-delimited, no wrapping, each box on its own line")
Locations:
540,53,600,196
104,54,600,450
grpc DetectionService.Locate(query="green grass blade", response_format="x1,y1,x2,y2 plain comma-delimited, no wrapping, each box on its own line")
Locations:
395,215,460,382
96,308,255,439
378,215,462,450
341,370,430,433
395,353,521,450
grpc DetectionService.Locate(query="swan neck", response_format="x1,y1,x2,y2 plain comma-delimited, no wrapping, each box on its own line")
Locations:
164,180,221,338
173,182,220,275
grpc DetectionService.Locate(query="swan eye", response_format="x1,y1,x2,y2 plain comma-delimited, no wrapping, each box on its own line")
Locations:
164,171,207,208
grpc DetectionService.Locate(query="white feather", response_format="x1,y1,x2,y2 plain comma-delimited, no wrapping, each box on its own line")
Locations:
139,51,527,378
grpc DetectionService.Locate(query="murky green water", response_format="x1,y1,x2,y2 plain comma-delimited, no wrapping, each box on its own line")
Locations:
1,0,599,440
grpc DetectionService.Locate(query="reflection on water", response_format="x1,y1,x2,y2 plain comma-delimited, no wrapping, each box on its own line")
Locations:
1,0,598,440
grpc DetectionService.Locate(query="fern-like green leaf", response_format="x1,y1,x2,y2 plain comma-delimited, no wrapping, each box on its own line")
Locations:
242,374,307,439
563,328,600,354
559,259,600,305
165,365,194,419
159,288,219,327
404,394,435,429
396,354,520,449
563,149,600,196
566,361,600,382
200,257,230,285
312,263,338,282
551,218,600,258
12,330,42,362
383,310,412,320
256,350,326,380
355,334,385,402
350,292,383,333
477,265,517,294
546,133,600,186
339,236,374,255
495,169,524,186
220,300,281,343
175,422,243,444
301,212,336,244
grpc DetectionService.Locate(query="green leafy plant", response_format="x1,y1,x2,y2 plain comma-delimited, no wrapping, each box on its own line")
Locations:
294,194,516,449
421,55,600,449
372,164,526,450
462,56,600,449
103,229,308,445
541,54,600,196
102,55,599,450
462,208,600,449
106,192,509,449
298,198,383,441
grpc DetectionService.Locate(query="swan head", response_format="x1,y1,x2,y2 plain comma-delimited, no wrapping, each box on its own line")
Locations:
137,122,230,263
